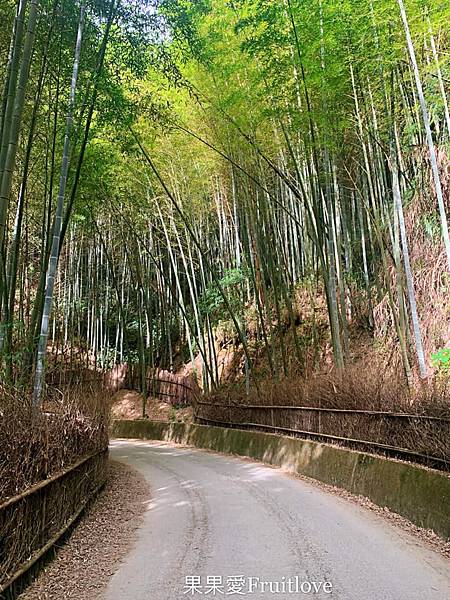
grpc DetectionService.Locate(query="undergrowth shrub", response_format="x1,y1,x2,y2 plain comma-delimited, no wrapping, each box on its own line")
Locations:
0,382,109,503
205,359,450,418
201,361,450,463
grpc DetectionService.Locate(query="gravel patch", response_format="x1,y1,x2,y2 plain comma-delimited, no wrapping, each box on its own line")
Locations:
18,460,150,600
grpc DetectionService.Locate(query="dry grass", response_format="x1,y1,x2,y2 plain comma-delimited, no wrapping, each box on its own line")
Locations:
206,359,450,417
0,382,110,594
201,360,450,464
0,382,109,503
373,147,450,372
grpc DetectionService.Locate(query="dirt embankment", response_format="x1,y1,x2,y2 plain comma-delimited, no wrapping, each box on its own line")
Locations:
110,389,192,422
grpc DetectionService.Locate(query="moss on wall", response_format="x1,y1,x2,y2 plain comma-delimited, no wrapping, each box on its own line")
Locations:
112,420,450,540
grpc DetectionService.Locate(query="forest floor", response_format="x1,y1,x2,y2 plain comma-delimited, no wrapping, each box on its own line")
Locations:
111,389,193,422
18,461,149,600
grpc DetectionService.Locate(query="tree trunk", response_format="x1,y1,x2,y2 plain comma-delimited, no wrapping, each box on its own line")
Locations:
33,1,86,405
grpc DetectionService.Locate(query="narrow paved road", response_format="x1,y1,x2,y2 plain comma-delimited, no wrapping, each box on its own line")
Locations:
105,440,450,600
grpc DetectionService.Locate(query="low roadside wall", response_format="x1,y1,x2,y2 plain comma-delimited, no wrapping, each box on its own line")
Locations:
112,420,450,540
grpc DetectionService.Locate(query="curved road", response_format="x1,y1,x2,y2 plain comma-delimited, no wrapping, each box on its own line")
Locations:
105,440,450,600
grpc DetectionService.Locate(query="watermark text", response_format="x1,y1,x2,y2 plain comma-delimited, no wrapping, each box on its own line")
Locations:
183,576,333,595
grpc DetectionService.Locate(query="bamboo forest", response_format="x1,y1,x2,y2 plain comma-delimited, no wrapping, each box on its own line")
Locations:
2,0,450,597
0,0,450,403
8,1,450,395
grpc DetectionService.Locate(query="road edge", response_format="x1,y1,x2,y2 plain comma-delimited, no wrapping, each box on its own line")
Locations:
112,419,450,542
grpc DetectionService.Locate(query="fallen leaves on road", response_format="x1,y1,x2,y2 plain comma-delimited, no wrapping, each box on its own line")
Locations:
19,460,149,600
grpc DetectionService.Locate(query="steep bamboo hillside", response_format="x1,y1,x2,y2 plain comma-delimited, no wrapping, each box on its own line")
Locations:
0,0,449,411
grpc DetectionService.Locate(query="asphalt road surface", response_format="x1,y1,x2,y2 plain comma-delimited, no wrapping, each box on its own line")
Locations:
104,440,450,600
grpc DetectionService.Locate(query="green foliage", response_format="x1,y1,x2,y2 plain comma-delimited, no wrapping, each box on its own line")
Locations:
422,213,441,241
168,405,178,421
198,268,245,322
2,0,450,388
431,348,450,375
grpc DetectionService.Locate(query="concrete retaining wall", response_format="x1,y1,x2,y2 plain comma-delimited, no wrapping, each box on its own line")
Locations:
112,420,450,540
